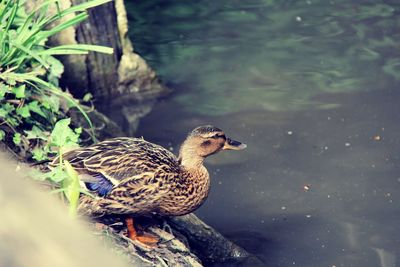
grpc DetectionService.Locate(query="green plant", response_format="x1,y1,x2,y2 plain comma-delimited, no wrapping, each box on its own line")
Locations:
33,118,83,216
0,0,112,161
0,0,114,215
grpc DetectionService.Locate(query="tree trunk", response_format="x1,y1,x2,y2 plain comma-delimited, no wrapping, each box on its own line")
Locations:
33,0,169,134
63,0,123,101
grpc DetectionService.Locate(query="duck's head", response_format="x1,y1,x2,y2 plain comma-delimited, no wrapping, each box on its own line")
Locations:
179,125,246,163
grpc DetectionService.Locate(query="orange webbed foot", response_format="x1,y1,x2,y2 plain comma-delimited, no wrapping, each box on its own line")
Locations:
126,217,159,247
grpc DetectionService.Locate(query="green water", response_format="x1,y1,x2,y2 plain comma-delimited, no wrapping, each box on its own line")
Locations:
127,0,400,115
126,1,400,266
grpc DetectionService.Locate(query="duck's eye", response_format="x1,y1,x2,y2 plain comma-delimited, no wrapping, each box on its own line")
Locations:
201,140,211,146
211,133,226,139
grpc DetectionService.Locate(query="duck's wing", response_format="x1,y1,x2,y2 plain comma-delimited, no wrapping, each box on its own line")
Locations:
62,137,179,197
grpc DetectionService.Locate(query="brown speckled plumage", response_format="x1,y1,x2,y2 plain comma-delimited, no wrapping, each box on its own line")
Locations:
61,126,246,217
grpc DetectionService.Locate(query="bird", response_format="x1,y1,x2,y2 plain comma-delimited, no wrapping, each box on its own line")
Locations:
60,125,246,245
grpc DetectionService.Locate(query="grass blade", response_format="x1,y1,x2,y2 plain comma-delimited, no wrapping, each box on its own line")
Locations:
0,70,96,141
0,0,18,52
7,39,50,68
38,44,113,55
63,160,81,218
30,77,96,141
39,0,112,29
36,12,88,43
56,0,111,16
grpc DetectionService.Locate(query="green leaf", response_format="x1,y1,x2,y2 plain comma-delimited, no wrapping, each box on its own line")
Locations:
47,165,69,183
5,76,16,86
28,100,47,117
82,92,92,102
74,127,82,135
63,160,81,217
0,83,9,99
12,84,25,98
0,0,18,50
50,118,79,148
16,105,30,118
13,132,21,145
36,12,88,43
38,44,113,55
51,0,112,19
37,0,111,31
47,55,64,78
0,130,5,141
8,38,50,68
14,74,95,141
7,117,19,127
24,125,48,140
41,94,60,112
32,146,48,161
0,103,15,117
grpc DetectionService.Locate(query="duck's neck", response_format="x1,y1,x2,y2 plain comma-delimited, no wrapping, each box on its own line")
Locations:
178,139,211,210
178,140,205,170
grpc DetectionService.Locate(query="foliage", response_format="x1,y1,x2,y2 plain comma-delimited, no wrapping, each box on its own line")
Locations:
63,160,81,217
0,0,113,214
33,119,82,217
0,0,112,160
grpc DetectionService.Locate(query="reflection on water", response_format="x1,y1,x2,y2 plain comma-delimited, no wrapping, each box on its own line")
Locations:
126,1,400,266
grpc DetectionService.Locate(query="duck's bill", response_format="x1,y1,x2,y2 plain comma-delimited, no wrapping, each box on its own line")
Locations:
223,138,247,150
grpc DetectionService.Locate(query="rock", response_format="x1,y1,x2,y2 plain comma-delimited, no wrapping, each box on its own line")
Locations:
87,213,259,266
90,222,203,267
168,214,255,264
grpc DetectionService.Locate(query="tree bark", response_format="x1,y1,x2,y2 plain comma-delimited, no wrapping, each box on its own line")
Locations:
63,0,167,103
31,0,169,134
64,0,123,101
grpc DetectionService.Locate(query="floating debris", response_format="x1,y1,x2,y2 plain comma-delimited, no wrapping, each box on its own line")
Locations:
373,135,381,141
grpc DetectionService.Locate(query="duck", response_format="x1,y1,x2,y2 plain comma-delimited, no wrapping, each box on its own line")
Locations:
61,125,246,244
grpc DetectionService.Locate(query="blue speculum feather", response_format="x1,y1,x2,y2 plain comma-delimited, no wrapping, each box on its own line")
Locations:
85,173,114,197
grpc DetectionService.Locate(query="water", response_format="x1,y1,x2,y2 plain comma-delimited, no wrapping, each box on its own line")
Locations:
125,1,400,266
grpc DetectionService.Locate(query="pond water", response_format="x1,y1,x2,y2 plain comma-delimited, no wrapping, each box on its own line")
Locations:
125,1,400,266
